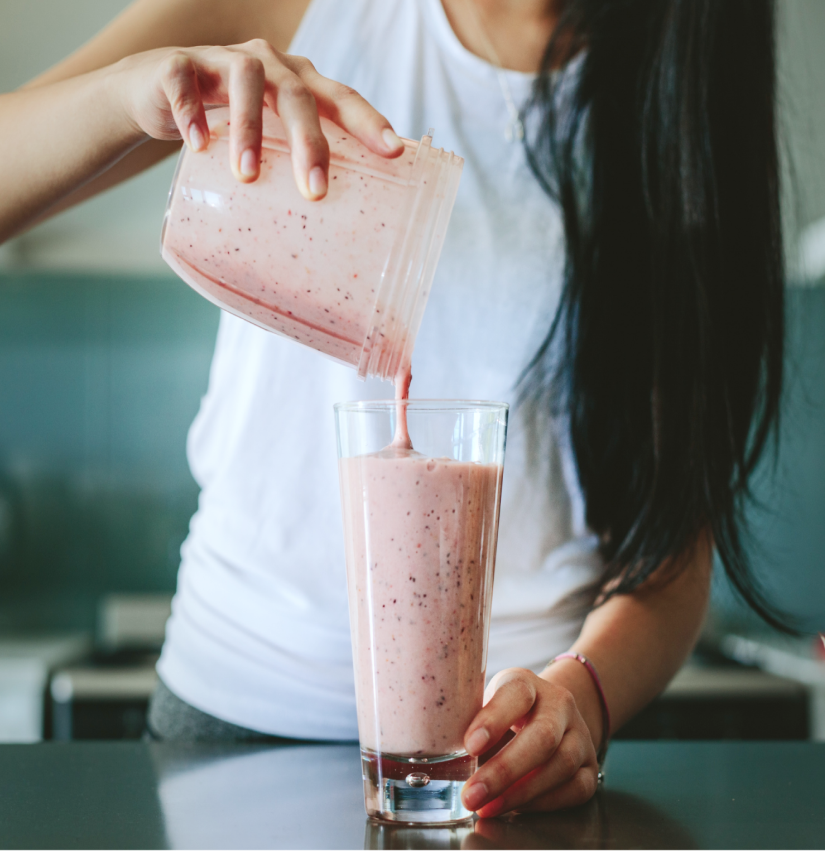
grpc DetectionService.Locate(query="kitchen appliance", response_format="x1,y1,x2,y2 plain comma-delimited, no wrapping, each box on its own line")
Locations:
0,634,91,742
162,108,463,381
49,594,170,740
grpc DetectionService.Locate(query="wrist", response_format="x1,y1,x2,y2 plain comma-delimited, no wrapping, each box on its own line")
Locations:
100,59,150,146
540,655,606,755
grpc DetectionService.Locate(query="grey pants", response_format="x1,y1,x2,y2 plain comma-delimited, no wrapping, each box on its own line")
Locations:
146,679,304,743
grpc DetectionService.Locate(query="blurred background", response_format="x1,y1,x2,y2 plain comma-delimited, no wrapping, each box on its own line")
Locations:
0,0,823,743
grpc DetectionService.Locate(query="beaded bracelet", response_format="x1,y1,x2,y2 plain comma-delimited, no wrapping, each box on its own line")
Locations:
546,652,611,774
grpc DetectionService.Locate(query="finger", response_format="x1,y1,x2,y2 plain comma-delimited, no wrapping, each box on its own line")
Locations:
509,766,600,814
227,51,266,183
200,41,328,197
159,51,209,153
285,56,405,159
274,75,330,200
470,723,587,815
475,734,592,818
465,670,538,757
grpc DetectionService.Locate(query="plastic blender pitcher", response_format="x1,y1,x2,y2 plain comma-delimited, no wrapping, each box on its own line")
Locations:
161,107,463,381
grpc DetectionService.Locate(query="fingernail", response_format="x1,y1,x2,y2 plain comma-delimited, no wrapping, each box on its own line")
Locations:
466,727,490,755
240,149,258,178
463,782,488,812
188,123,205,152
382,127,403,152
308,166,327,198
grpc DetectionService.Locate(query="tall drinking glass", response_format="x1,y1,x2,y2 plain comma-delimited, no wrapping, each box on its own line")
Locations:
335,400,508,825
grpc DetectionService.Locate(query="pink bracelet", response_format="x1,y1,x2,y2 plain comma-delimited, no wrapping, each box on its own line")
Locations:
546,652,611,768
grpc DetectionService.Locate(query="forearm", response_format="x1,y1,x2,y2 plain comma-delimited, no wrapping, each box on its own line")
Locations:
0,68,146,243
542,536,713,751
0,0,309,240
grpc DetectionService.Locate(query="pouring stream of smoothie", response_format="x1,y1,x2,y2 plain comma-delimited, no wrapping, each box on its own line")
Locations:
391,364,413,450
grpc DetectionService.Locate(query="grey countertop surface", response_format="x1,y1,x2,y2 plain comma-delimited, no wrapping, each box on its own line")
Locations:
0,740,822,849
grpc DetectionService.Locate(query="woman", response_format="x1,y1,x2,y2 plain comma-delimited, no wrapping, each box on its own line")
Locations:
0,0,784,817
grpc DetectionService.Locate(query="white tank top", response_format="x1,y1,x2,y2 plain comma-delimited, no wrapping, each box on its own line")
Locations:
157,0,603,739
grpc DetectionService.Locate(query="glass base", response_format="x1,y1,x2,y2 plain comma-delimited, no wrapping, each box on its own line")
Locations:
361,747,476,826
364,820,475,849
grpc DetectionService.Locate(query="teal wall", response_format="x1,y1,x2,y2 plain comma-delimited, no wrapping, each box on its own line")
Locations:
0,272,220,632
0,273,822,635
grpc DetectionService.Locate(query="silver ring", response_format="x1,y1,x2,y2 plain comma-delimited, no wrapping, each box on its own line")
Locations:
597,770,605,785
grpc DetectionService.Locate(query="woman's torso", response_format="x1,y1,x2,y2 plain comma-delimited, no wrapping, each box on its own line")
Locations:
157,0,602,739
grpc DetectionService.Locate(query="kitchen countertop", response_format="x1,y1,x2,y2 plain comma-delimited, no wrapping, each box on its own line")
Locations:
1,741,822,849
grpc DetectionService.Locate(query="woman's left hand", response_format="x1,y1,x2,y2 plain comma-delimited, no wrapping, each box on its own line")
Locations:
461,668,600,817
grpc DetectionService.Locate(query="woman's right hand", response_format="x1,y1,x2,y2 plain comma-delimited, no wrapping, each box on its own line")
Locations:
109,40,405,199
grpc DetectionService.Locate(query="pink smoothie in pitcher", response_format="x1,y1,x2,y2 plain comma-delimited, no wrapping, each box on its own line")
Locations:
161,108,463,381
339,446,502,757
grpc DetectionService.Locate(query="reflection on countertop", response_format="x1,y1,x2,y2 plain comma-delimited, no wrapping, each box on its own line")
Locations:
363,792,695,850
141,744,701,849
0,740,822,849
150,743,366,849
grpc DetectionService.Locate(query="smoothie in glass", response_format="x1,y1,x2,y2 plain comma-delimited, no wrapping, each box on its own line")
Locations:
336,400,507,824
339,448,500,757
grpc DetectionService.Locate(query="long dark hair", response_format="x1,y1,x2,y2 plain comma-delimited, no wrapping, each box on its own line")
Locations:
521,0,790,629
